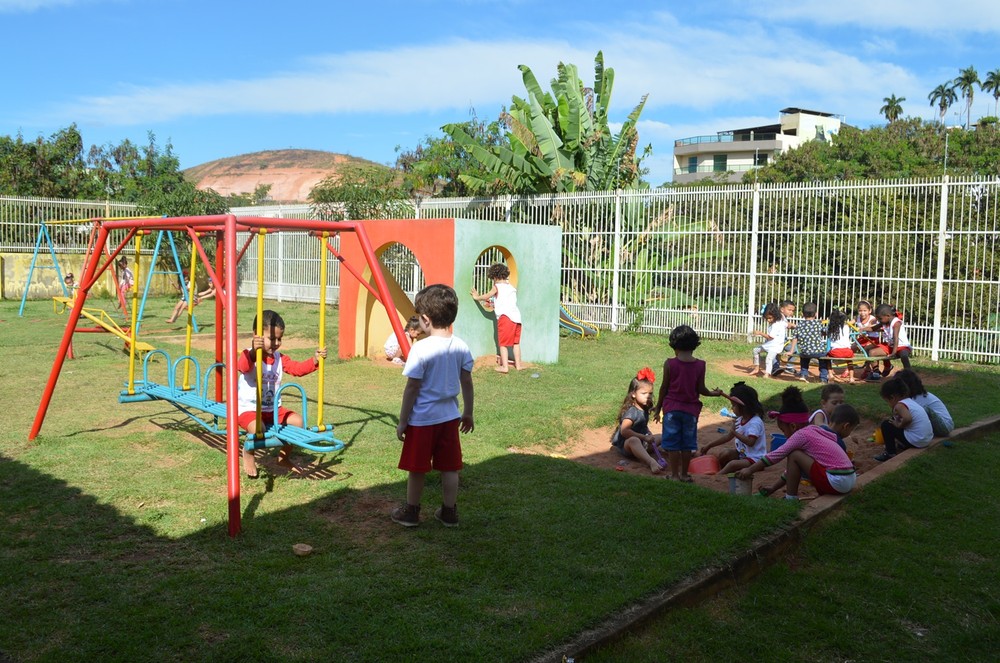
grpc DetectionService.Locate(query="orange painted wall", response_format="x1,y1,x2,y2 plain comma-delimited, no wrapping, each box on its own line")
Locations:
337,219,456,359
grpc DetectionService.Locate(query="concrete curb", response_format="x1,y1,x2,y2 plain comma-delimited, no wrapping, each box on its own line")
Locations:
533,414,1000,663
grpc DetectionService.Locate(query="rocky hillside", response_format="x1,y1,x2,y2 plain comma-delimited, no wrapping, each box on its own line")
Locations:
184,149,382,203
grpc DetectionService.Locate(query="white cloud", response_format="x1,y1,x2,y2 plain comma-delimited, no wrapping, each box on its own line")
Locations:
54,39,598,125
0,0,85,11
742,0,1000,32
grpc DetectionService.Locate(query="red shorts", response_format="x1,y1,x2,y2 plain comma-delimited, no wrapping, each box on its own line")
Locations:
497,315,522,347
809,461,837,495
872,343,891,355
399,419,463,473
237,406,296,431
828,347,854,358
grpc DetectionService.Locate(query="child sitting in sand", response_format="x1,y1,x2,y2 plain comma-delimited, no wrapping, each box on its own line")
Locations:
384,316,424,365
697,382,766,476
610,368,666,475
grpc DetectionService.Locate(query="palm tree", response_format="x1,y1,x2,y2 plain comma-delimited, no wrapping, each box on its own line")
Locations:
953,65,980,129
880,94,905,123
982,68,1000,117
928,83,958,126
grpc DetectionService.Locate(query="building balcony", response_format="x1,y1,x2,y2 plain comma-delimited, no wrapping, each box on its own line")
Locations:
674,132,778,146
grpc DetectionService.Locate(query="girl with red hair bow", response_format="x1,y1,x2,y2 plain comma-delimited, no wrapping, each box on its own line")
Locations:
610,368,667,475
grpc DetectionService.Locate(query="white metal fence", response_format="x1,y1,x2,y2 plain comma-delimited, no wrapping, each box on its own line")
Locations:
5,177,998,362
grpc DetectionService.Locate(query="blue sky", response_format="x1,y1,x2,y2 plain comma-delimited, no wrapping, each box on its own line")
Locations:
4,0,1000,186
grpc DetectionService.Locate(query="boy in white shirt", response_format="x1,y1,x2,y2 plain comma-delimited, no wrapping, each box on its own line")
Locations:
392,285,475,528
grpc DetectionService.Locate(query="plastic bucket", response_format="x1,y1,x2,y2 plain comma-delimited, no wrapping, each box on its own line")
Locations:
769,433,787,452
688,454,720,475
873,428,884,446
728,473,753,495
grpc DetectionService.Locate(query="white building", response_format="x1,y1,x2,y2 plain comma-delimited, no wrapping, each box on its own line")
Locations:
672,108,844,184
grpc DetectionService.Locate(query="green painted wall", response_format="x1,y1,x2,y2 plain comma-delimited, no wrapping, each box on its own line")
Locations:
452,220,561,364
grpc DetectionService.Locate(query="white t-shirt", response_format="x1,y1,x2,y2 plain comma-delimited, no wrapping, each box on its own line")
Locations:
735,415,767,462
384,332,402,359
402,334,474,426
829,324,853,351
901,397,934,448
913,392,954,435
493,282,521,324
763,319,787,352
885,317,910,349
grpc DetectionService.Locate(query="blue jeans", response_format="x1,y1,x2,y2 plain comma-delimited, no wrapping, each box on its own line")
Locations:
799,354,830,381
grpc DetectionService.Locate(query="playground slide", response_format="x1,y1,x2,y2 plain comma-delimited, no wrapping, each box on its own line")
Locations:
559,305,600,338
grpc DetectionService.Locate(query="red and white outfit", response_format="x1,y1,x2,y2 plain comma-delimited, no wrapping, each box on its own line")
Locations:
236,349,317,430
762,425,856,495
879,316,910,355
826,323,853,360
493,281,522,347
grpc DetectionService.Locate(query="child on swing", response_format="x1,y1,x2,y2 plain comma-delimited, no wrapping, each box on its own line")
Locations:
237,309,327,479
610,368,666,475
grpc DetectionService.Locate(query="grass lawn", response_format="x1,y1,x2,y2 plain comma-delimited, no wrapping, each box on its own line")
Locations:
1,297,998,661
586,433,1000,662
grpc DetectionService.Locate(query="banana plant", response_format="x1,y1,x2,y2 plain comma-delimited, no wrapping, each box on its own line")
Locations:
442,52,649,194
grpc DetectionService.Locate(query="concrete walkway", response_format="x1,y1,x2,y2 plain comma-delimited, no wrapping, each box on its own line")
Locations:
533,414,1000,663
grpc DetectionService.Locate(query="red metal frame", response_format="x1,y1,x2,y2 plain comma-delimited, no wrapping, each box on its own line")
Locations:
29,215,402,538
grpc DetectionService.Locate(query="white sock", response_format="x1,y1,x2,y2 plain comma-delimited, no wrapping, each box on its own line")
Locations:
784,494,799,500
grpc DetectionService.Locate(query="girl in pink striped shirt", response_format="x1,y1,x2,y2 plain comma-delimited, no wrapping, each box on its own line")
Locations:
737,386,857,500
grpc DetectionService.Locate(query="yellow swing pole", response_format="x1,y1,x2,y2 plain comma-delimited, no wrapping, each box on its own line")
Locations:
181,236,199,390
126,232,144,394
315,232,329,429
253,229,266,439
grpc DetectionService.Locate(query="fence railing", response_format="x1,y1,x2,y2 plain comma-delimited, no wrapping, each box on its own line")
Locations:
5,177,999,363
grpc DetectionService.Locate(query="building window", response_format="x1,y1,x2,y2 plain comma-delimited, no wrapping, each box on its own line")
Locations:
687,156,697,174
754,152,769,167
713,155,728,172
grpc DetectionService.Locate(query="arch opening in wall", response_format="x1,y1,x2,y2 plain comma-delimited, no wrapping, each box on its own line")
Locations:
355,241,426,359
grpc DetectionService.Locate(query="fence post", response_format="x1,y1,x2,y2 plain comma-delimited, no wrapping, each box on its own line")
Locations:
931,176,950,361
746,183,761,339
611,190,622,332
505,195,513,223
276,231,284,303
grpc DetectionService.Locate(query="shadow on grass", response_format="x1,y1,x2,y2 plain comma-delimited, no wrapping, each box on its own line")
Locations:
0,448,798,662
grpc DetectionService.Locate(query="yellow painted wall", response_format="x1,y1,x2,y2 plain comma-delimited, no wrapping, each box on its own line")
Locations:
1,252,176,300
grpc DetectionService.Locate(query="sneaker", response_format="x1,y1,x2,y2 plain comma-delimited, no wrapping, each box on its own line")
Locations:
391,503,421,527
865,370,882,382
771,366,785,377
434,505,459,528
882,362,893,377
798,375,809,382
873,452,896,462
784,366,797,375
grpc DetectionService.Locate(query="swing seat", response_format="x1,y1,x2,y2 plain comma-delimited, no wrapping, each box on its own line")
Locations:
242,425,344,453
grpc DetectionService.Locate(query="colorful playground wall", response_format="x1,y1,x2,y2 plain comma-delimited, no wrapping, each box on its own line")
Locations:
337,218,561,364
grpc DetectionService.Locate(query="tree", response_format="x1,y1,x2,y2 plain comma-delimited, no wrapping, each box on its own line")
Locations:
441,52,650,194
394,111,509,197
982,68,1000,117
953,65,980,129
880,94,906,123
928,83,958,126
308,164,413,220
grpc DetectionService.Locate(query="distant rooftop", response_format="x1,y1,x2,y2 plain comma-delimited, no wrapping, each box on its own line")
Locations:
780,107,844,120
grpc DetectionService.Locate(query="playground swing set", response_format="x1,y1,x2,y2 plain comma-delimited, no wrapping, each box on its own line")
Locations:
20,216,209,358
29,214,409,537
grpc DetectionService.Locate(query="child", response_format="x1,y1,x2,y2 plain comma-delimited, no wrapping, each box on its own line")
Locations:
384,316,424,365
874,377,933,462
610,368,666,475
788,302,830,383
896,369,954,437
809,383,845,427
750,302,786,378
166,281,216,324
864,303,912,380
738,387,857,499
698,382,766,476
827,308,858,382
653,325,724,482
855,300,881,348
237,310,327,479
115,257,134,309
393,284,474,528
470,262,522,373
117,257,134,293
62,272,78,299
822,403,861,453
779,299,798,374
